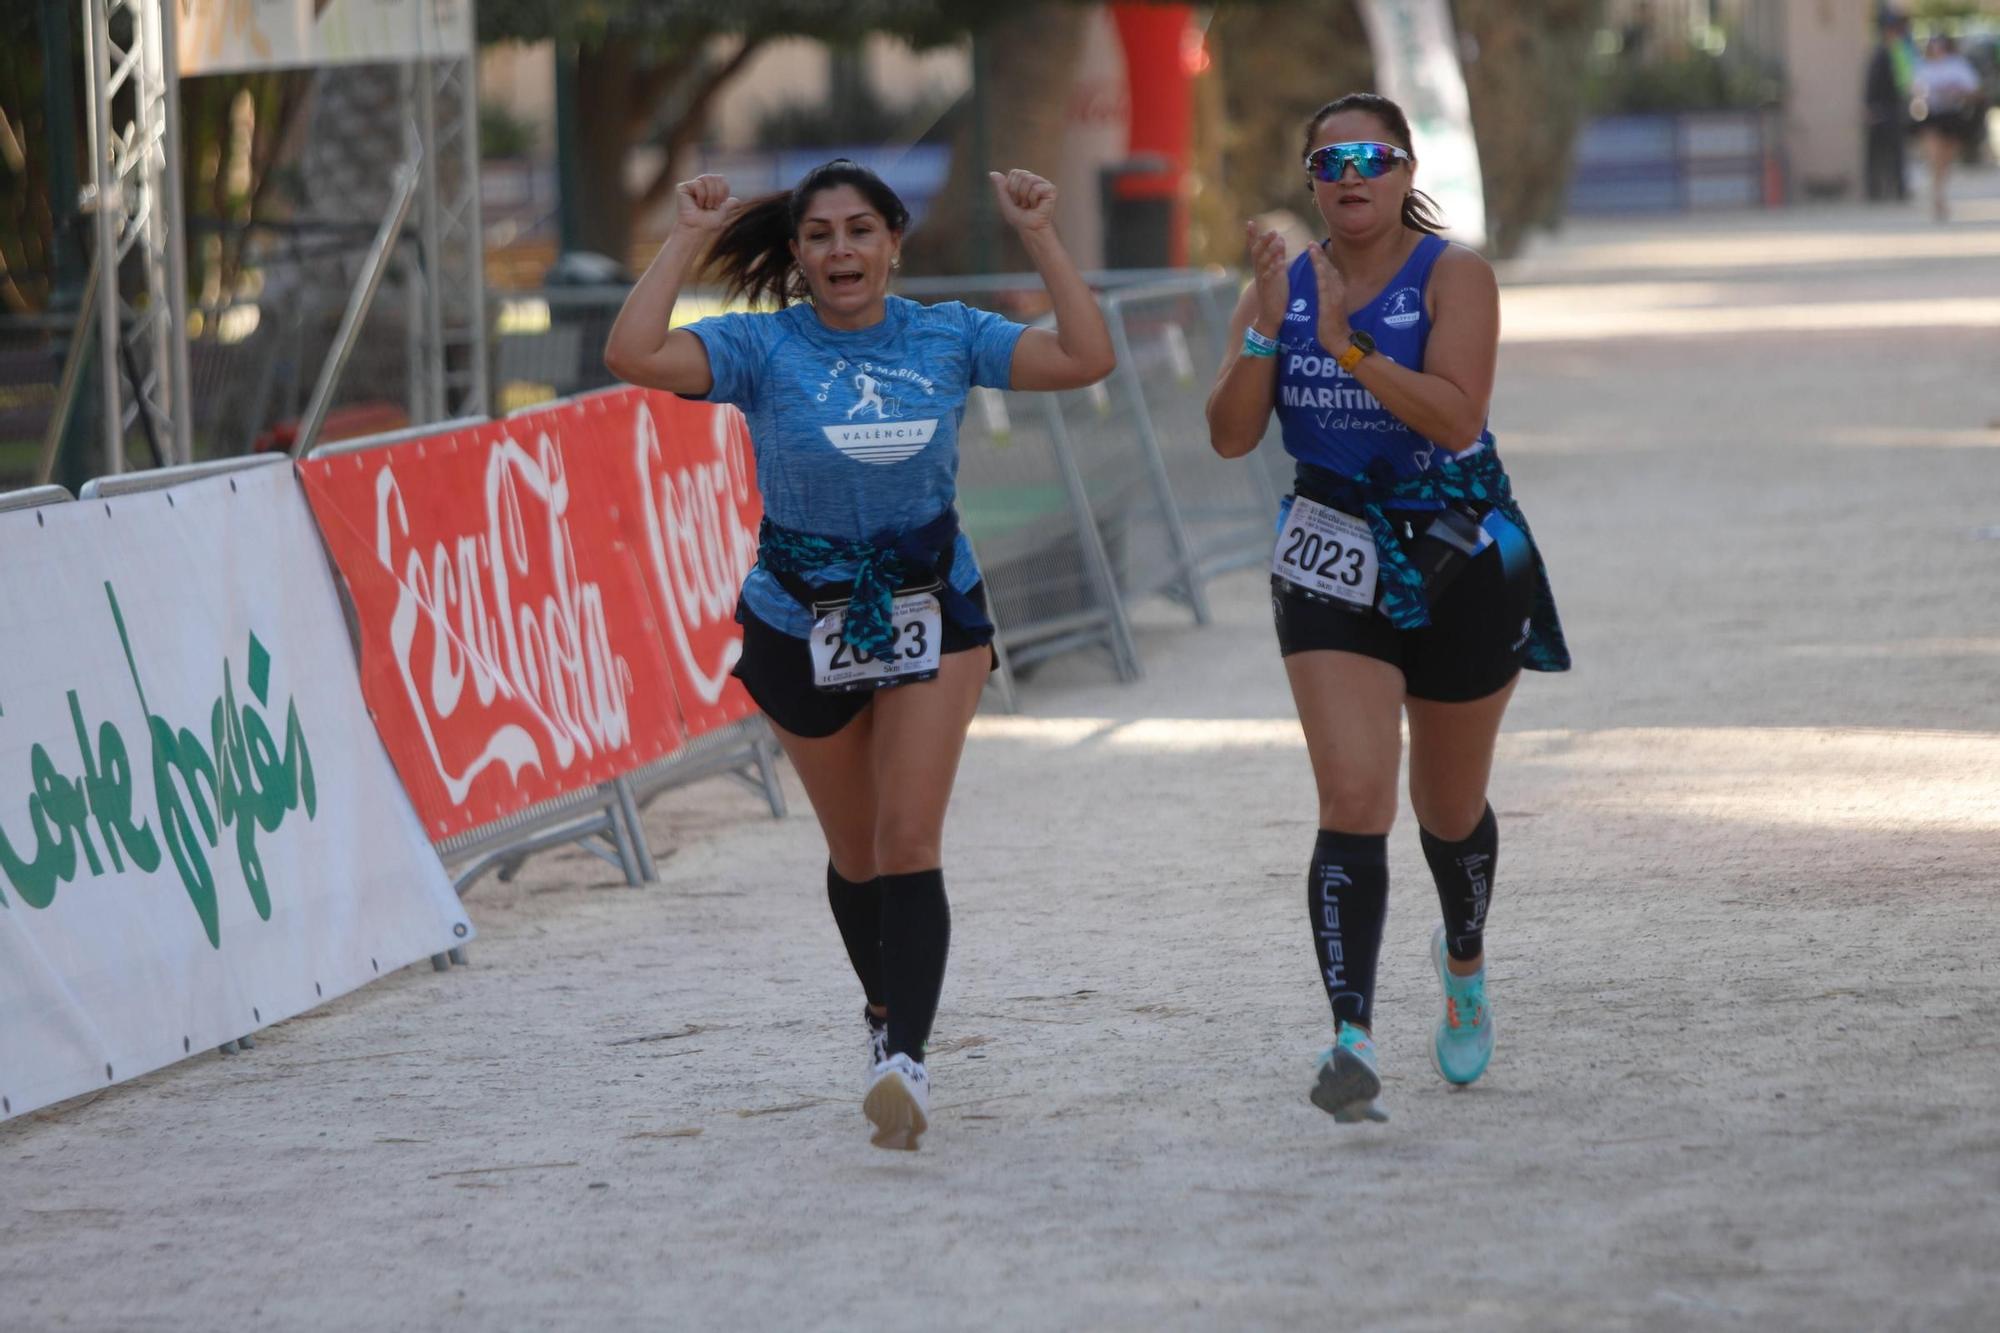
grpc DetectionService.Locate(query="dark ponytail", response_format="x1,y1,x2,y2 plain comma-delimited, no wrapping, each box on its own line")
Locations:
1303,92,1447,235
706,192,799,308
705,158,912,308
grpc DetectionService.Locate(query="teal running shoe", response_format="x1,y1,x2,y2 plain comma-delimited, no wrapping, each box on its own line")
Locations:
1430,924,1495,1085
1311,1025,1388,1123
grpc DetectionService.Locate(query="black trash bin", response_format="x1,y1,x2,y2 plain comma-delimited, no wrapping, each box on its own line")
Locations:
542,250,633,396
1099,155,1178,270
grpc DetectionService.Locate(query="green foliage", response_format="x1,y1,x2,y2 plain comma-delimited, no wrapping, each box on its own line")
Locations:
478,0,1003,48
1907,0,1987,19
0,2,57,311
753,69,959,149
1584,48,1781,114
478,0,1273,47
480,101,540,158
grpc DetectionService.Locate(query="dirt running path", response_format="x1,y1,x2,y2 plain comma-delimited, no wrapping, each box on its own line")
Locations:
6,189,2000,1330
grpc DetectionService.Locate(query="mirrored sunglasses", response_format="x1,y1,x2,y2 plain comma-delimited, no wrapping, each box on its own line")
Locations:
1306,141,1412,183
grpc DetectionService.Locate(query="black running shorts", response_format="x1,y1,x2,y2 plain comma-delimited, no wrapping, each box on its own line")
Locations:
732,583,996,739
1272,508,1534,703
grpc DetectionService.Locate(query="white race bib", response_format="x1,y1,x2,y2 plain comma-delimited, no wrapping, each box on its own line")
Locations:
810,593,944,691
1272,495,1378,608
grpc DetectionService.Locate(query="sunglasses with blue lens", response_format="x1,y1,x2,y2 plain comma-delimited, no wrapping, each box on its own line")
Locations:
1306,141,1412,183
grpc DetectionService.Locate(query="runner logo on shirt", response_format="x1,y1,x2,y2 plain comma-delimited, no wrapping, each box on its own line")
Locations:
819,361,940,465
1381,287,1422,330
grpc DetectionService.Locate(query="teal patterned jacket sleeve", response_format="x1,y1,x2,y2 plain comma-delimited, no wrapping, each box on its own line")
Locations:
757,516,990,662
1351,450,1571,673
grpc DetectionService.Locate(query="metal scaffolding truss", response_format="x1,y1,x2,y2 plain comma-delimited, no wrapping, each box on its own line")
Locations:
410,56,490,422
81,0,193,471
75,1,487,471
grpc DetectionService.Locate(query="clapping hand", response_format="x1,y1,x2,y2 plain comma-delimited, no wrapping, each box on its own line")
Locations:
1307,243,1351,353
1247,222,1289,334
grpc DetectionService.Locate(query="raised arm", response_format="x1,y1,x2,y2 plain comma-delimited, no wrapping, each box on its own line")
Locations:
1311,242,1497,452
603,175,739,395
1206,222,1291,458
990,170,1117,391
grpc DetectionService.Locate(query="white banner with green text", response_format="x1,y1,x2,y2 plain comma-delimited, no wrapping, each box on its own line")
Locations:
1358,0,1489,251
0,466,472,1121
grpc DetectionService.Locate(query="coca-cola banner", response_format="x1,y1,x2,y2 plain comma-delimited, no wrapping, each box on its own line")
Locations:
584,387,761,739
300,402,707,838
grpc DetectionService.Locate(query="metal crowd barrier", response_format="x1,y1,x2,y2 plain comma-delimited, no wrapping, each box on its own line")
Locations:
892,268,1223,300
435,780,650,898
629,716,789,821
890,277,1145,683
953,352,1140,682
1180,271,1296,507
489,285,630,414
0,485,77,514
78,453,290,501
895,269,1263,634
1047,361,1205,629
1101,276,1281,621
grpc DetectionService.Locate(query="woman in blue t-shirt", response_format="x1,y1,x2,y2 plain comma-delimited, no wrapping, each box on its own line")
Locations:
606,159,1113,1151
1205,94,1568,1124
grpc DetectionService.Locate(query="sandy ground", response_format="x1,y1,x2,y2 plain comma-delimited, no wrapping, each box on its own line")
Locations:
7,182,2000,1332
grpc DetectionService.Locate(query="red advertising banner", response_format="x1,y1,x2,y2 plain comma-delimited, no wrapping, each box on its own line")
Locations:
299,389,763,839
301,409,670,837
575,387,761,739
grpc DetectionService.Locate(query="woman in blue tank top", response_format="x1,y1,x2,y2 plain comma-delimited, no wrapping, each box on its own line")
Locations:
606,160,1114,1151
1205,93,1569,1124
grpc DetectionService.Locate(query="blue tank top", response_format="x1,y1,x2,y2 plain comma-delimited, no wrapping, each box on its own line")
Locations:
1274,233,1491,482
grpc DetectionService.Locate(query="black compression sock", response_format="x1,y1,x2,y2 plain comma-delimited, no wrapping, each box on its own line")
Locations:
1421,805,1498,964
1308,830,1389,1030
879,869,950,1062
826,862,886,1009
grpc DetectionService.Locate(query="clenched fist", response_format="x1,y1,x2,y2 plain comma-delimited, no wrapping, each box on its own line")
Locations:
990,169,1058,233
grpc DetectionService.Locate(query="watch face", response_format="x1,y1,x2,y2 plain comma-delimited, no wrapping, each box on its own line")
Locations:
1350,330,1377,353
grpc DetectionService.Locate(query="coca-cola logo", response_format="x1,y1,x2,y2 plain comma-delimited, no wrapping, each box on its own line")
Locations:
372,429,635,804
1069,86,1131,129
633,399,758,706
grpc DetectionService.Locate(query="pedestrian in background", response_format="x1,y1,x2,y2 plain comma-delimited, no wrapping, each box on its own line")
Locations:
1911,34,1983,221
1864,13,1913,202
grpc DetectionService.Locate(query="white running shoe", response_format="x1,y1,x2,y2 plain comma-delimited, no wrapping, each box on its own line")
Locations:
863,1052,930,1151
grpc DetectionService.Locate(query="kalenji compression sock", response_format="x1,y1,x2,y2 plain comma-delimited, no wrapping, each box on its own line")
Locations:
1421,806,1498,964
1308,830,1389,1030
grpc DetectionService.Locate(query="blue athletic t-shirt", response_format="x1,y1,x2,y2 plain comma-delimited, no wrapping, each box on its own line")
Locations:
684,295,1025,637
1275,233,1490,484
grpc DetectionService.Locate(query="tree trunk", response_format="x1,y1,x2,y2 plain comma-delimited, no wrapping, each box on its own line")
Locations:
1197,0,1600,264
1195,1,1372,268
1453,0,1603,258
636,38,768,218
901,4,1091,276
574,43,645,262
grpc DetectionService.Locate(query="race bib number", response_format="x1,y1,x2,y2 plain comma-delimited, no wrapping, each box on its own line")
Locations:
1272,495,1378,608
811,593,943,691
